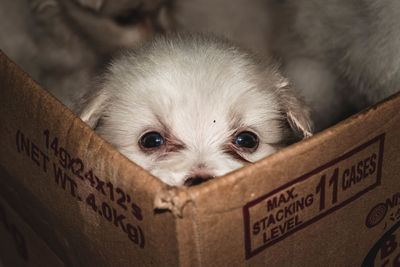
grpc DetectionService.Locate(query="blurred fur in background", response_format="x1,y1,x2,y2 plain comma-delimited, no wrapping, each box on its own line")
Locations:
1,0,397,133
269,0,400,130
0,0,173,108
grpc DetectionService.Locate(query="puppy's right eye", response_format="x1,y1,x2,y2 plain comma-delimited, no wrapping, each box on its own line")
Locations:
234,131,259,152
140,132,164,149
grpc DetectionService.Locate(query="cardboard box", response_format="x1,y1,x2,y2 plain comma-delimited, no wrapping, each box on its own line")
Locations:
0,50,399,266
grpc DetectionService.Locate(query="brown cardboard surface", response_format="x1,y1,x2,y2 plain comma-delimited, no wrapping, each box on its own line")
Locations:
0,49,400,266
0,51,180,266
180,92,400,266
0,195,65,267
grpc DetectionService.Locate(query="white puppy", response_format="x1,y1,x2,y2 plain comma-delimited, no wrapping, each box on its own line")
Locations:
77,33,313,186
270,0,400,130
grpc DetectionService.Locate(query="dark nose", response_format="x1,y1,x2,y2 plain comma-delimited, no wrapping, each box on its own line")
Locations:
184,174,214,187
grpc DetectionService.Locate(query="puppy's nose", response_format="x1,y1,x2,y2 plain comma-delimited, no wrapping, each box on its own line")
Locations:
184,174,214,187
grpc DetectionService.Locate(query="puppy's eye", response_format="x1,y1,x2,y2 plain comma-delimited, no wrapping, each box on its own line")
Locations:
140,132,164,148
235,131,258,149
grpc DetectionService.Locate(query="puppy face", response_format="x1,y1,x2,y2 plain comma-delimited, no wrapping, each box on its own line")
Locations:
78,34,312,186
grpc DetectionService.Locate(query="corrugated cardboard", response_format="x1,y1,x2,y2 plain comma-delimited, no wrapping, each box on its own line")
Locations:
0,50,399,266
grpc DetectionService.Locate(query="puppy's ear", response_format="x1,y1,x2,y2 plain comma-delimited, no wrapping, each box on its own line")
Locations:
278,81,313,140
77,91,109,129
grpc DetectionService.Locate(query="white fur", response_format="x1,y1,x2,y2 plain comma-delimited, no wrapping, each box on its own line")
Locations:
77,33,312,186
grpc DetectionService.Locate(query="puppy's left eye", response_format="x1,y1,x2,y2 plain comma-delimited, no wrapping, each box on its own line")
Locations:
235,131,259,149
140,132,164,149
